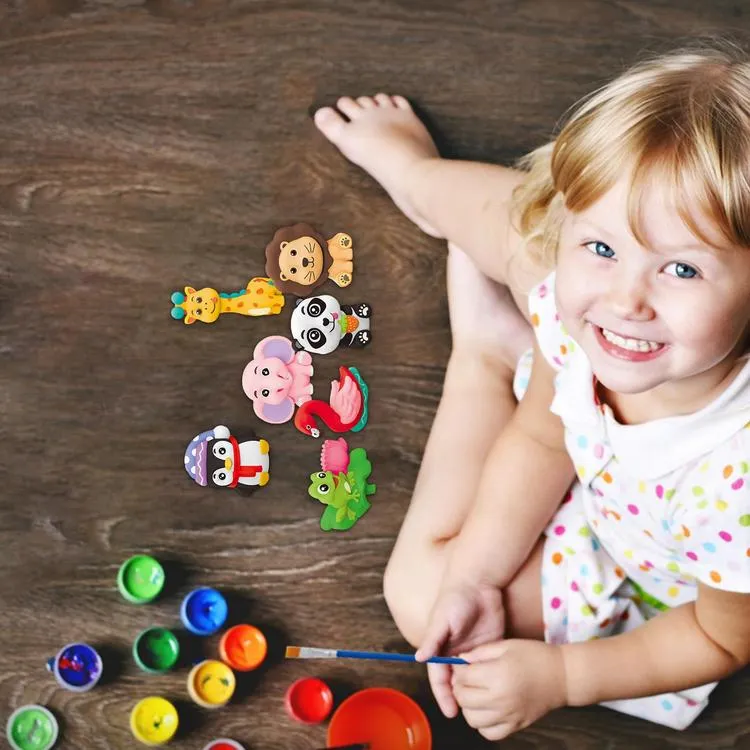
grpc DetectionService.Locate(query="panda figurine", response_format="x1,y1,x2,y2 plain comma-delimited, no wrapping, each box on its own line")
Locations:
290,295,371,355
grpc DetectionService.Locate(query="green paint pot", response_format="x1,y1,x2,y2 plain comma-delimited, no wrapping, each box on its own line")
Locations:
133,627,180,673
6,705,59,750
118,555,165,604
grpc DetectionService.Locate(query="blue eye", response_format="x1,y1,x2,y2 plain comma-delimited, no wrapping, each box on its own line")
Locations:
664,261,699,279
585,241,615,259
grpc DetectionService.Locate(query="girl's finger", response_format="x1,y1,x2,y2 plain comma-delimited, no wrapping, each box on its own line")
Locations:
462,707,505,730
453,661,497,689
415,619,449,662
452,682,489,710
428,662,458,718
460,640,508,663
480,722,515,742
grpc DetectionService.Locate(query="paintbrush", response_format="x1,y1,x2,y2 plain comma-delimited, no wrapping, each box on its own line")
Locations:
285,645,467,665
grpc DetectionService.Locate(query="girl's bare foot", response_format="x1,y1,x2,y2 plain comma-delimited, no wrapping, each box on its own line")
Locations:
314,94,442,237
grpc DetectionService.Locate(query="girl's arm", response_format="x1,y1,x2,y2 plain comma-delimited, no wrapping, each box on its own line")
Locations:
449,583,750,742
442,338,575,590
562,583,750,705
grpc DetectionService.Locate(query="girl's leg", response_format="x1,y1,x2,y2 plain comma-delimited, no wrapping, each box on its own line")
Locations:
383,244,543,645
314,95,548,643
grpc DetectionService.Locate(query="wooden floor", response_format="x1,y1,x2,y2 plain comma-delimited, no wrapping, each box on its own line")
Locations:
2,1,750,748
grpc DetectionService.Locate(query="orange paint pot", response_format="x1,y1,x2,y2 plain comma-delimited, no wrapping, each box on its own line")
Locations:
327,687,431,750
218,625,267,672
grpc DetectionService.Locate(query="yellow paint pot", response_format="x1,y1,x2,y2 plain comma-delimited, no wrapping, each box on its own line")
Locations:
130,696,178,746
187,660,236,709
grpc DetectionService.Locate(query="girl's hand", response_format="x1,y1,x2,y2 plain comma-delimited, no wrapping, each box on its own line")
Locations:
453,640,567,741
415,583,505,717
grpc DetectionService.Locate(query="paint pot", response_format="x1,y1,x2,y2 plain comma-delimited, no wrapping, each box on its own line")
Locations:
180,587,228,636
133,627,180,673
187,660,236,709
130,696,179,746
118,555,165,604
202,741,245,750
6,705,59,750
219,624,267,671
49,643,102,692
285,677,334,724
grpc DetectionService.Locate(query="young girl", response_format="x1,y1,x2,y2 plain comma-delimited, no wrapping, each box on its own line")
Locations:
313,43,750,739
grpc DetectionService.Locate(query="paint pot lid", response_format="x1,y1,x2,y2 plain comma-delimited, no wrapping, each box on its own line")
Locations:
181,588,228,635
188,660,236,707
133,627,180,672
285,677,334,724
202,741,245,750
327,687,432,750
6,705,59,750
118,555,165,603
219,624,267,671
130,696,179,746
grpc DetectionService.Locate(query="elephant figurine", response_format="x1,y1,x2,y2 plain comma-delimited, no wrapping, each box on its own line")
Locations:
242,335,314,424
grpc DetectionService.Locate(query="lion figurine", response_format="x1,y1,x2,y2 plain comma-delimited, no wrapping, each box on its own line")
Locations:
264,223,354,296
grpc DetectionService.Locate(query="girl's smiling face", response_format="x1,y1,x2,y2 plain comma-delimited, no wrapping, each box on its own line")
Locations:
555,174,750,411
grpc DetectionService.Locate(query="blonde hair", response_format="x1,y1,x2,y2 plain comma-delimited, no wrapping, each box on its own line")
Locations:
513,41,750,266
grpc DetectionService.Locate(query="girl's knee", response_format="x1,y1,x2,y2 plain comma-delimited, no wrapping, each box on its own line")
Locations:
383,546,442,647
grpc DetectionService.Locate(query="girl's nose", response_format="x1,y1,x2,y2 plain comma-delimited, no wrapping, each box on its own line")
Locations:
608,277,656,322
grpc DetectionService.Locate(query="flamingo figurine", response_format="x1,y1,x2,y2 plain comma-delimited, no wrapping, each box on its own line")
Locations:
294,366,369,438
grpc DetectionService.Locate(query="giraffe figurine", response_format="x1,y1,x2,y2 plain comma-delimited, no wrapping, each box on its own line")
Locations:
170,277,285,325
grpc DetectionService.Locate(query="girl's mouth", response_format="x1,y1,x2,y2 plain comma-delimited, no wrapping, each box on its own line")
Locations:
594,325,667,361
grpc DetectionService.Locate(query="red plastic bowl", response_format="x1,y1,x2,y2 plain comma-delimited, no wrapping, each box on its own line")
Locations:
284,677,333,724
327,687,432,750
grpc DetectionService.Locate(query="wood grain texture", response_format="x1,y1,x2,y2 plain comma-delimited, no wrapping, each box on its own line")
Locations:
1,1,750,748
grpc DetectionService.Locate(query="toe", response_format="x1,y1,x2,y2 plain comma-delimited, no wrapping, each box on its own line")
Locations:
357,96,376,108
393,95,411,110
375,92,395,107
336,96,361,118
313,107,347,140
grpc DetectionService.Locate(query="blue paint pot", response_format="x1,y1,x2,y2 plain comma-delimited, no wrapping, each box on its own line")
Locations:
180,587,228,636
49,643,103,692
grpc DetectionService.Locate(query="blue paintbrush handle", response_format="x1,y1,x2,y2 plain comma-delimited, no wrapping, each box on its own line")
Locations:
337,649,467,665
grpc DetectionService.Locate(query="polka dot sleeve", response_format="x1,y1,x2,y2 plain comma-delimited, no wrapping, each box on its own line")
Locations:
672,428,750,593
527,271,577,372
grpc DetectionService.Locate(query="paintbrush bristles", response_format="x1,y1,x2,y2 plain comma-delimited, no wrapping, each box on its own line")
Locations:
285,646,337,659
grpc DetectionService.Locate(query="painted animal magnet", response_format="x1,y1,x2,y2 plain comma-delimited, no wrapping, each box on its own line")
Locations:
184,425,270,491
291,295,371,355
242,336,314,424
294,366,369,438
265,223,353,295
171,277,284,324
308,438,376,531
